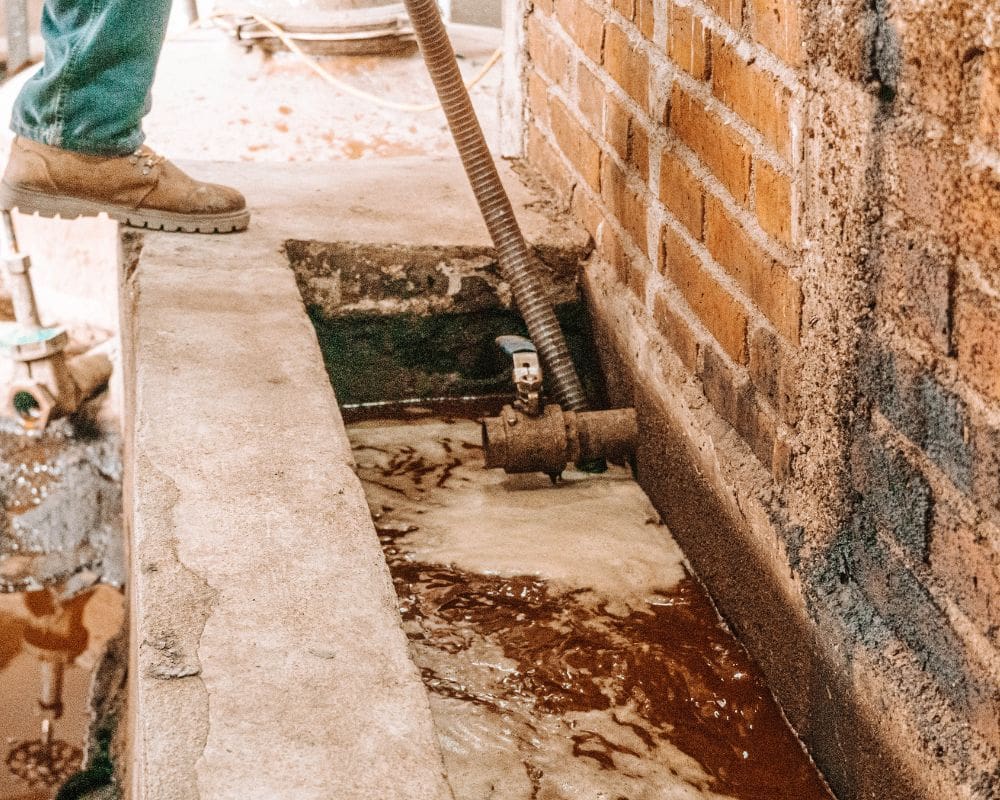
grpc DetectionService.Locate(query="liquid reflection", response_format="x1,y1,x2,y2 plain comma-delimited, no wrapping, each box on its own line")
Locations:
0,586,123,799
353,419,834,800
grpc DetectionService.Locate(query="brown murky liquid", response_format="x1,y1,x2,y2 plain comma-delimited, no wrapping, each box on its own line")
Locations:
0,585,124,799
356,418,834,800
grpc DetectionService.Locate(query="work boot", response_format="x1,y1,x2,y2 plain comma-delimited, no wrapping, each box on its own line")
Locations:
0,136,250,233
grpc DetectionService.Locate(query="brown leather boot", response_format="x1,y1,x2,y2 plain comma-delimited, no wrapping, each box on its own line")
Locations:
0,137,250,233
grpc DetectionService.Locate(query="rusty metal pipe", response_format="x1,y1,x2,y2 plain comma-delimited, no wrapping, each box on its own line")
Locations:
482,404,638,477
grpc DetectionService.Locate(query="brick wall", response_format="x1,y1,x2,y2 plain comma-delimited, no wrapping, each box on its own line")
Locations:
517,0,1000,798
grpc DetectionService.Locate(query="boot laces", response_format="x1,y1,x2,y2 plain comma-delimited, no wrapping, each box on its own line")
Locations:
129,147,166,176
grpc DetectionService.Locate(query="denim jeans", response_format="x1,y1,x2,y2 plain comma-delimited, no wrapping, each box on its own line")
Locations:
10,0,172,156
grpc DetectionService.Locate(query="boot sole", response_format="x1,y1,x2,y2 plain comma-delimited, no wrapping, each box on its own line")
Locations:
0,182,251,234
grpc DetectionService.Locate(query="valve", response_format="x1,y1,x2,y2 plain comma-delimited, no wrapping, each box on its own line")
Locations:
496,335,542,416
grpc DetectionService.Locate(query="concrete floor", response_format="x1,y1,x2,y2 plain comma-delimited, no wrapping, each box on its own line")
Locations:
146,23,502,162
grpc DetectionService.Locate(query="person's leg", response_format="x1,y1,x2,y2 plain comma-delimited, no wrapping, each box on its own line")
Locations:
11,0,172,155
1,0,249,233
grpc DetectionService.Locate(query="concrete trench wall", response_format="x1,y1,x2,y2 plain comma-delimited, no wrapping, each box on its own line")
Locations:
516,0,1000,798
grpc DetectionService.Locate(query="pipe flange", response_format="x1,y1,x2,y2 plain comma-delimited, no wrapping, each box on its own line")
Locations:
6,381,57,431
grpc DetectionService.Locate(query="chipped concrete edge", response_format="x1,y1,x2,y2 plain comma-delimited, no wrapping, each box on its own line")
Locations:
120,228,454,800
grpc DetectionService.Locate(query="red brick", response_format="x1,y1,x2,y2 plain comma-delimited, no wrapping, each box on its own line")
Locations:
704,195,801,343
755,160,794,246
629,120,651,184
668,2,711,80
955,279,1000,403
604,22,650,111
571,184,604,241
528,72,550,128
606,97,651,182
704,0,742,29
661,225,748,363
602,157,649,252
550,99,602,192
669,84,752,205
653,292,700,370
611,0,635,19
749,0,803,66
628,258,650,299
636,0,656,40
699,343,779,468
555,0,605,63
527,123,574,202
605,96,631,164
712,36,794,160
577,64,605,128
527,14,570,88
748,322,799,424
659,147,704,238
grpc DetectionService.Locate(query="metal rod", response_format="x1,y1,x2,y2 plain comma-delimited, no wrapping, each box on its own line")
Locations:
3,0,32,75
1,210,42,328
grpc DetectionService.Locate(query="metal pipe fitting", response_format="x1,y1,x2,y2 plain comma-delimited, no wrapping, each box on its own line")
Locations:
6,345,113,431
482,404,638,478
1,210,113,430
402,0,589,412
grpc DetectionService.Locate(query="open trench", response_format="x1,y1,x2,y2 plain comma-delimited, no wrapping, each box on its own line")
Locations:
348,411,835,800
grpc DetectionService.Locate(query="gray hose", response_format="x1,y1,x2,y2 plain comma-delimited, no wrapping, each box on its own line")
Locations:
402,0,589,411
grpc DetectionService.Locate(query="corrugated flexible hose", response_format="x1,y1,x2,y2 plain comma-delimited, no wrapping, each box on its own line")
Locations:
402,0,589,411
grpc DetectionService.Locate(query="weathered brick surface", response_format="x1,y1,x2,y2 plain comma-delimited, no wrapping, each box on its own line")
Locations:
700,344,779,468
749,0,803,66
670,85,752,205
520,1,1000,796
660,225,748,363
704,196,801,343
851,433,933,562
652,291,699,370
711,36,794,160
668,2,710,80
979,51,1000,141
863,343,973,492
748,322,799,425
659,146,704,238
876,226,955,356
955,276,1000,403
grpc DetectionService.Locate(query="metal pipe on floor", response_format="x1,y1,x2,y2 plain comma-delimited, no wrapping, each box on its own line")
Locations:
482,404,638,478
402,0,589,411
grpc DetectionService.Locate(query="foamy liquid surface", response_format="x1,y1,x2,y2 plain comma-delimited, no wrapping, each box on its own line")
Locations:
352,418,834,800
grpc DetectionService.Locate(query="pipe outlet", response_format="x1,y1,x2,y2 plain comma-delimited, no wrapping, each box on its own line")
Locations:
482,404,638,478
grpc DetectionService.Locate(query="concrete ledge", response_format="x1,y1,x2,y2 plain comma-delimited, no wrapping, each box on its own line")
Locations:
122,157,589,799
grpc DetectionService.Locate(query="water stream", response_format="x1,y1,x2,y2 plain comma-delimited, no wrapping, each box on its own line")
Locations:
351,415,835,800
